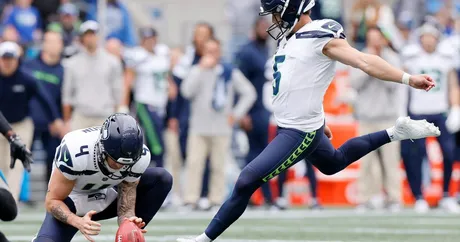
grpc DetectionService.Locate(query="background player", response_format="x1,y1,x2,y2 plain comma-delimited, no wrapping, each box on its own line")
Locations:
177,0,440,241
0,110,33,242
123,27,173,168
33,113,172,242
401,23,460,213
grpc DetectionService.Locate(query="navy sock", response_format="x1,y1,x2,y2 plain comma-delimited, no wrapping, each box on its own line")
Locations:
338,130,391,164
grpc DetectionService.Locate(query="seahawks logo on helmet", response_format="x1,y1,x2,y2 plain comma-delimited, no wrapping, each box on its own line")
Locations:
101,121,110,140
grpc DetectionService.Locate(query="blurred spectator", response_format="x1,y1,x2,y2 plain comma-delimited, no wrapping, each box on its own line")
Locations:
47,3,81,58
0,41,63,201
310,0,343,24
434,6,454,35
426,0,447,15
165,46,184,206
225,0,260,61
2,0,41,45
350,0,400,50
170,22,214,209
86,0,136,47
401,24,460,213
62,20,123,131
181,38,256,209
393,0,426,31
23,31,64,183
235,17,280,209
1,25,19,42
123,27,172,167
0,0,13,16
105,37,123,60
350,27,402,212
32,0,60,29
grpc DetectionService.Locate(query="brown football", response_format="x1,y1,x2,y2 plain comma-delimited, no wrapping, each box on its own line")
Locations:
115,220,145,242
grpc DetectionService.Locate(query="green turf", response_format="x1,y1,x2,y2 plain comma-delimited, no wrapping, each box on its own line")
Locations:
3,207,460,242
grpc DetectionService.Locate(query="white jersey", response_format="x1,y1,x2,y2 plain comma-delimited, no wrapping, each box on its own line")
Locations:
270,19,345,132
402,44,455,115
125,44,171,110
53,127,150,216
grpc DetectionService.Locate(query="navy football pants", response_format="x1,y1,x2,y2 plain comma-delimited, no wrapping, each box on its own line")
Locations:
401,114,454,199
33,168,172,242
205,125,390,239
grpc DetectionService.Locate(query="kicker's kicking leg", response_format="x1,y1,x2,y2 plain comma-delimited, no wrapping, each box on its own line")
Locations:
309,117,440,176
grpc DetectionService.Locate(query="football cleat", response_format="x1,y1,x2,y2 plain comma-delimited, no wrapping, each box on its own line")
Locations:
390,117,440,141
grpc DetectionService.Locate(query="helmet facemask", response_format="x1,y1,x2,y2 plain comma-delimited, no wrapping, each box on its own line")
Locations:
96,141,127,180
259,0,315,40
260,4,290,40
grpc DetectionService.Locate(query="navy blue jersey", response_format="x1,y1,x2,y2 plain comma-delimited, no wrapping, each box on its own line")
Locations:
0,65,59,124
23,55,64,130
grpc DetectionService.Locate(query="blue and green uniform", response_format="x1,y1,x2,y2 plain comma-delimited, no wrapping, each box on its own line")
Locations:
24,54,64,182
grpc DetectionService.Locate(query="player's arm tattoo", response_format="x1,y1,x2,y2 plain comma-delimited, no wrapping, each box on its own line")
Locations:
117,180,138,225
50,204,69,223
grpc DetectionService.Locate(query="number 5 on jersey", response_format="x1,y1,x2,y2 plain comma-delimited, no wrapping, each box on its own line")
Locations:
272,55,286,96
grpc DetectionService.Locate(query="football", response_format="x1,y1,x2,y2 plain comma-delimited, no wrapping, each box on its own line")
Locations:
115,220,145,242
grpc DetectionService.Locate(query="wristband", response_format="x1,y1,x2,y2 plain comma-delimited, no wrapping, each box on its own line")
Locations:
402,73,411,85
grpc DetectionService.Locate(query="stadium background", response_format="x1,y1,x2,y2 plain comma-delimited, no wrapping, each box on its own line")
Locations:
2,0,460,241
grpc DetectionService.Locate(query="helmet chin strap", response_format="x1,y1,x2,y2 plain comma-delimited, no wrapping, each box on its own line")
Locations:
284,0,306,37
282,0,317,38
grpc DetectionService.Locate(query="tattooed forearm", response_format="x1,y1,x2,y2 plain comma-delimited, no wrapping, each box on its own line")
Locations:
50,204,69,223
117,181,138,225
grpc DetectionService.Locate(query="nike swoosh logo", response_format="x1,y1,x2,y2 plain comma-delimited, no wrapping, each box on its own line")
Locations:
64,152,69,162
328,24,335,29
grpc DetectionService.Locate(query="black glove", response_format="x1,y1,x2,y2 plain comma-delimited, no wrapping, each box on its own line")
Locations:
9,134,33,172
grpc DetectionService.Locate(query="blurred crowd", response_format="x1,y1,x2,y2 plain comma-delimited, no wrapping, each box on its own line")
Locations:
2,0,460,214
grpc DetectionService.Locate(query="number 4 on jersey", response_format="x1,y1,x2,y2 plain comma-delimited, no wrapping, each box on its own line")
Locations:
272,55,286,96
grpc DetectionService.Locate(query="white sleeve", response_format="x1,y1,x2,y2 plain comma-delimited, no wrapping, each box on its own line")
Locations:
124,146,150,183
300,20,346,56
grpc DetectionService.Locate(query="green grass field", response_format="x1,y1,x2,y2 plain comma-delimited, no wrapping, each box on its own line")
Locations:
3,206,460,242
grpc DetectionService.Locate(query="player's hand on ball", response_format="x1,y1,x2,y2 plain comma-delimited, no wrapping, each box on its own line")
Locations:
127,216,147,233
77,210,101,242
409,74,436,91
324,125,333,140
